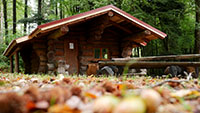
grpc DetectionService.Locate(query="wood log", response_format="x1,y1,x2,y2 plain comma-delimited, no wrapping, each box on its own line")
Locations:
54,56,65,61
47,63,55,71
123,30,151,42
121,47,132,58
40,61,47,66
55,50,64,56
99,61,200,68
48,25,69,39
108,11,114,17
35,49,46,56
39,55,47,62
47,51,55,62
112,54,200,61
88,14,113,40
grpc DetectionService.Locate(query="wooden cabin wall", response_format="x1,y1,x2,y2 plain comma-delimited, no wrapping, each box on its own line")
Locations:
79,33,121,74
47,37,65,74
32,38,48,73
46,30,121,75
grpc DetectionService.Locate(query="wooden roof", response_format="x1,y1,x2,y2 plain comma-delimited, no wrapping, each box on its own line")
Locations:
3,5,167,57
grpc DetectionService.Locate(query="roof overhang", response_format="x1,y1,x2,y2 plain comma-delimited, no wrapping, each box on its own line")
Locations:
3,5,167,57
3,36,30,57
30,5,167,39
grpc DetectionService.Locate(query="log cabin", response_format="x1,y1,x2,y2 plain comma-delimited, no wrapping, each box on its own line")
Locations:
3,5,167,75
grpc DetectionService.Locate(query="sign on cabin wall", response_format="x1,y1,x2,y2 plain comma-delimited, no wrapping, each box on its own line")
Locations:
69,43,74,49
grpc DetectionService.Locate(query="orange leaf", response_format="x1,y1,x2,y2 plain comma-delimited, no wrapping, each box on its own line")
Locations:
26,101,36,110
117,84,126,90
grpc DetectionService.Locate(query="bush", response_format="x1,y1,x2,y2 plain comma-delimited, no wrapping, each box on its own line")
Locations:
0,42,9,72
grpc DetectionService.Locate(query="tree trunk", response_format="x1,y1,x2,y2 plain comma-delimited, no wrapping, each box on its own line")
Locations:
38,0,42,25
0,2,3,40
60,3,63,19
163,37,169,54
55,1,58,19
195,0,200,54
3,0,8,45
24,0,28,34
13,0,16,34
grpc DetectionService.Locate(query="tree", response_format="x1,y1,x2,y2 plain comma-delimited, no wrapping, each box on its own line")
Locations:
195,0,200,54
13,0,16,34
2,0,8,45
24,0,28,34
38,0,42,25
59,3,63,19
0,0,3,40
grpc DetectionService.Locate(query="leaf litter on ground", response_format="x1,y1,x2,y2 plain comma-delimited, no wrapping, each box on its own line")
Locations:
0,73,199,113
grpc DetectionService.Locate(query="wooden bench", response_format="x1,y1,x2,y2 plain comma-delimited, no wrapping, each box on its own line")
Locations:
98,54,200,77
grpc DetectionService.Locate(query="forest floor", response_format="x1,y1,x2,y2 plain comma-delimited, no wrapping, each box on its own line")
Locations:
0,73,200,113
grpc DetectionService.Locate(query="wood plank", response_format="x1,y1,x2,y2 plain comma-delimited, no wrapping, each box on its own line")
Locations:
99,61,200,68
14,52,19,73
112,54,200,61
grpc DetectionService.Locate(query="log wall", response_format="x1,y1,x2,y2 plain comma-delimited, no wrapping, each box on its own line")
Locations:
32,39,48,73
47,37,67,74
21,26,122,74
79,33,121,74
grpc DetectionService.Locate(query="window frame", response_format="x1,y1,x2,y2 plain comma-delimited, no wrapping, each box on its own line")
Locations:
93,48,109,60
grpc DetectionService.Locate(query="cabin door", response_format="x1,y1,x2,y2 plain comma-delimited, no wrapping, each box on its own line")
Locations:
65,39,79,74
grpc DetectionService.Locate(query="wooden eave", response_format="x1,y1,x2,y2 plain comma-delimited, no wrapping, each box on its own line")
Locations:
4,5,167,57
3,36,30,57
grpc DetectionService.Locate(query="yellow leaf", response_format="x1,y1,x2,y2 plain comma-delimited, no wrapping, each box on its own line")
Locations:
48,105,73,113
85,92,97,99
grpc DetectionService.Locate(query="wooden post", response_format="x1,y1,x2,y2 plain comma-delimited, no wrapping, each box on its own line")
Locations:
10,56,13,73
14,51,19,73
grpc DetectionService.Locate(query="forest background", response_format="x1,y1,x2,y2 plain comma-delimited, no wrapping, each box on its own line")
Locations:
0,0,200,72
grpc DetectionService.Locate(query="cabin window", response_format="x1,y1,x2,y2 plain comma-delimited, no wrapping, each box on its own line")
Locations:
94,48,109,59
94,48,101,58
102,48,108,59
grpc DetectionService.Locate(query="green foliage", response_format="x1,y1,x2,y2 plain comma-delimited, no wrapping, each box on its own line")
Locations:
0,42,9,71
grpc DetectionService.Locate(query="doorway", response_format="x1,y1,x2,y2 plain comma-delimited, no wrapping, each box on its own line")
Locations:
65,39,79,74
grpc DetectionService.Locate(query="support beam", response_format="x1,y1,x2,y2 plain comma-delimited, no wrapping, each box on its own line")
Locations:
89,14,112,40
123,30,151,42
99,61,200,68
109,20,132,34
14,51,19,73
10,56,13,73
48,25,69,39
108,11,114,17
